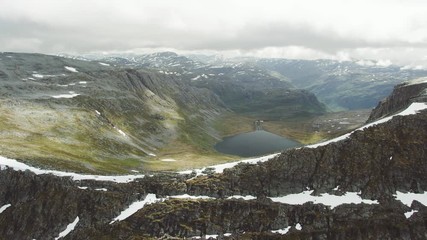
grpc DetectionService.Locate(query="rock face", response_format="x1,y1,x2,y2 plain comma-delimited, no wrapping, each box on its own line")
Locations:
368,78,427,122
1,61,427,239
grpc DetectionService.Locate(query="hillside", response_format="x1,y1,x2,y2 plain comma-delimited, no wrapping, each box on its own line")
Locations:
0,52,229,173
96,52,326,119
255,58,427,111
0,52,328,173
0,77,426,239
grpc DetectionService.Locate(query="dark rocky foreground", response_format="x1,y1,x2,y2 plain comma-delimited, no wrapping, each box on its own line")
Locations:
0,80,427,239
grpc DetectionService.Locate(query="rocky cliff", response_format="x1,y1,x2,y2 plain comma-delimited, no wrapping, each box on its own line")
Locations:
368,77,427,122
0,80,426,239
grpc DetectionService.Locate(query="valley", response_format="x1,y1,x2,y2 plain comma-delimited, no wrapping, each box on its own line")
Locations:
2,1,427,239
0,76,426,239
1,52,425,174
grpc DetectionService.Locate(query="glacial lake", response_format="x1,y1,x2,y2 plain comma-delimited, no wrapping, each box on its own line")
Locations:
214,130,301,157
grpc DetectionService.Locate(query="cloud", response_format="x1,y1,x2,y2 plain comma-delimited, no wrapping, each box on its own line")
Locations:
0,0,427,67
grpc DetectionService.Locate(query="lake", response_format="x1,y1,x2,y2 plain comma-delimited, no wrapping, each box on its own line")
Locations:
214,130,301,157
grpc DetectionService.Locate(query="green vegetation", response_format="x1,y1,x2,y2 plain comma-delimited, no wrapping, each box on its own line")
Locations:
0,100,146,174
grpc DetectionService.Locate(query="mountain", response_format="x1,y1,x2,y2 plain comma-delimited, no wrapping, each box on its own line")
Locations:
0,52,227,173
0,52,330,173
255,58,427,111
0,77,426,239
96,52,326,119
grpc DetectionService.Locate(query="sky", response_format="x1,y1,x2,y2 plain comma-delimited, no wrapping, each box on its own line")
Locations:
1,0,427,68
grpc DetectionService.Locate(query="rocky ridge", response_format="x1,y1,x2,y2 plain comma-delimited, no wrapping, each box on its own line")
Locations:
368,77,427,122
0,78,427,239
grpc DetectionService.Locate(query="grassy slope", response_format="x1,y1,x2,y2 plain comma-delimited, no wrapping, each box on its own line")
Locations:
0,98,367,174
0,100,148,173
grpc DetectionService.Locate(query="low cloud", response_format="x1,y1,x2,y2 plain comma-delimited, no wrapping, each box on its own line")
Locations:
0,0,426,67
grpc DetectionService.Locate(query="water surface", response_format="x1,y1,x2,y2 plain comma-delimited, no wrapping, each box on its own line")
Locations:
215,130,301,157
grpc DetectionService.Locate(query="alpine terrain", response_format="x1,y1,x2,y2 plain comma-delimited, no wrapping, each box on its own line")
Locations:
0,50,427,239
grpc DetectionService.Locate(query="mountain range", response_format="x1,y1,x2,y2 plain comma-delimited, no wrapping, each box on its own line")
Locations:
0,66,426,239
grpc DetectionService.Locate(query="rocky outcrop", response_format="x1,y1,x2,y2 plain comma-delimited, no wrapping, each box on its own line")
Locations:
1,165,426,240
0,169,133,240
368,78,427,122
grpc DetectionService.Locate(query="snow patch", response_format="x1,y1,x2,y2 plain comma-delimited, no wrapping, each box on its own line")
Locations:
110,193,215,224
307,102,427,148
161,158,177,162
110,194,160,224
191,233,231,239
32,74,44,78
113,127,127,137
178,153,278,176
394,191,427,207
405,77,427,85
0,204,11,214
169,194,214,200
77,186,88,190
270,190,378,209
405,210,418,219
95,188,108,192
117,129,126,136
295,223,302,231
148,153,156,157
79,81,87,84
52,91,80,99
54,216,79,240
64,66,78,72
191,75,201,81
272,226,291,235
0,156,146,183
95,110,101,115
99,62,110,66
227,195,257,200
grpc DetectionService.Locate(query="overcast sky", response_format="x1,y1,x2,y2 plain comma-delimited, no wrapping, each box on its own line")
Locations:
1,0,427,68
